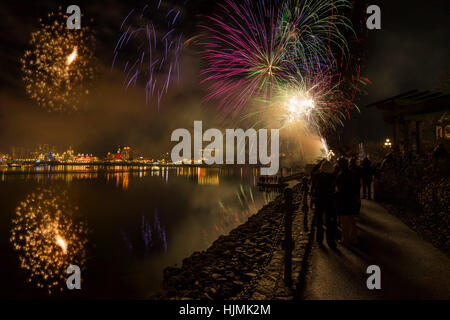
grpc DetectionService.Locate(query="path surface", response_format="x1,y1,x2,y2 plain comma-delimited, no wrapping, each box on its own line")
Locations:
302,200,450,300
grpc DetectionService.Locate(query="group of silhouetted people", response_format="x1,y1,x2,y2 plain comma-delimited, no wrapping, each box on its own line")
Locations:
308,156,374,248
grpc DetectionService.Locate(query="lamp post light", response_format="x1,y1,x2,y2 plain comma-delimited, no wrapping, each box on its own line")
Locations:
384,138,392,148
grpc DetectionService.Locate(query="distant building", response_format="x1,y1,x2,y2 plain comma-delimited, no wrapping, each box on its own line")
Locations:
105,152,115,161
31,144,51,160
368,89,450,154
61,147,76,162
76,153,93,163
9,146,29,160
121,146,133,161
46,151,56,162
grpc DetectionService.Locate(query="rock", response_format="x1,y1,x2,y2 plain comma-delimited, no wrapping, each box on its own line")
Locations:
151,183,306,300
244,272,257,278
251,292,267,300
204,293,213,300
274,296,292,301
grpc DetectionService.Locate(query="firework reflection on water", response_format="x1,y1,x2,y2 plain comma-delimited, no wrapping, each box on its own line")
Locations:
9,188,88,294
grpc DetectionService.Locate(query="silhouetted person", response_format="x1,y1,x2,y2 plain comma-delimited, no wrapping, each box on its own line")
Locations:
336,157,358,246
349,157,362,214
310,159,325,210
301,177,309,231
283,188,295,286
381,152,395,171
361,156,373,200
433,142,448,160
313,160,337,249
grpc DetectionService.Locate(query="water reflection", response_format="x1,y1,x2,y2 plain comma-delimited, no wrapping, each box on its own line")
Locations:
121,210,168,255
2,166,279,298
0,165,262,189
201,184,276,245
197,168,219,185
9,188,87,294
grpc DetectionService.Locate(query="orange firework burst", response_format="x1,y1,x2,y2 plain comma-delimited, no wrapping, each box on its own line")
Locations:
21,9,96,112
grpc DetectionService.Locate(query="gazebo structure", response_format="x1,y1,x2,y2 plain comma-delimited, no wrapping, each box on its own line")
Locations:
367,89,450,154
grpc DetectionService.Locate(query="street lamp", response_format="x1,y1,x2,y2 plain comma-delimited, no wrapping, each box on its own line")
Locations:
384,138,392,148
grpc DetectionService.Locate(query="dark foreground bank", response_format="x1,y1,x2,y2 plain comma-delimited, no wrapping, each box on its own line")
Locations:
152,184,305,300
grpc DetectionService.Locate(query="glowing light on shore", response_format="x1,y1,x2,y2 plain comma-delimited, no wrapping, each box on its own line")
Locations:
384,138,392,148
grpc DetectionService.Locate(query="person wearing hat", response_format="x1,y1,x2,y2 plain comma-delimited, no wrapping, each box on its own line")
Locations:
336,157,358,246
312,159,337,249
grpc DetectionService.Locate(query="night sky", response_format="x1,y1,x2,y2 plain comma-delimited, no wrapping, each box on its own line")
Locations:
0,0,448,156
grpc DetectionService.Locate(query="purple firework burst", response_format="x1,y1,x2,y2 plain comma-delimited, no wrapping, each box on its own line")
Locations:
113,1,185,108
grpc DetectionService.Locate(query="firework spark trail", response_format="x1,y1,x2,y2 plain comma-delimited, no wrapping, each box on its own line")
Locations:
320,136,335,159
10,188,87,294
240,63,354,134
121,211,169,255
202,0,293,115
21,9,95,112
113,1,185,108
280,68,354,131
142,215,153,251
201,0,354,117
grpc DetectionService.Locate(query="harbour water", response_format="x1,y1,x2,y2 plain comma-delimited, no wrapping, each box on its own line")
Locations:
0,165,276,299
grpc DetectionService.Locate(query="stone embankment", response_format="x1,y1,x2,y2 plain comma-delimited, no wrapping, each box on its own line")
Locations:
153,183,313,300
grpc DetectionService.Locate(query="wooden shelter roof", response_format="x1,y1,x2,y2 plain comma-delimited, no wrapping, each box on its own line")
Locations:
367,89,450,123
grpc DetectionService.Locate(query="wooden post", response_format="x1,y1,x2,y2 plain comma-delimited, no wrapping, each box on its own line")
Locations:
404,120,410,155
283,188,295,287
393,120,399,153
416,121,421,154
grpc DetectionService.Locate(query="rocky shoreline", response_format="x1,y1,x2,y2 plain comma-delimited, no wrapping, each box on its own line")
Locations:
152,183,304,300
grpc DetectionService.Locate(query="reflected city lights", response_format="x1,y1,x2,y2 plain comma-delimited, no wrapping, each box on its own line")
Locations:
0,166,268,192
197,168,220,185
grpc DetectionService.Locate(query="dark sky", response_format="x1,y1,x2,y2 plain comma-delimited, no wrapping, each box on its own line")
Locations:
0,0,448,156
345,0,449,142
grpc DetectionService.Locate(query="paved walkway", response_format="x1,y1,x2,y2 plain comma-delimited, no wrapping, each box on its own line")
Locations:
302,200,450,300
